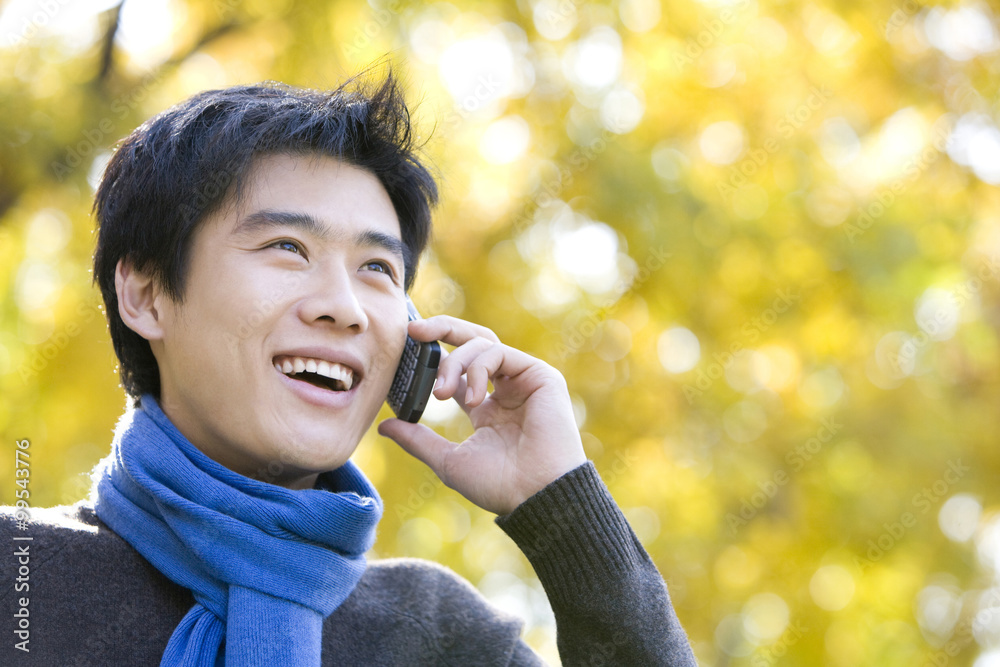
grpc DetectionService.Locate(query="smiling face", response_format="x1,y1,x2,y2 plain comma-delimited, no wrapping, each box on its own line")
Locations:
144,153,409,488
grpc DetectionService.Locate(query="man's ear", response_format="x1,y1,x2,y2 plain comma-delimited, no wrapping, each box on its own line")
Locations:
115,259,167,341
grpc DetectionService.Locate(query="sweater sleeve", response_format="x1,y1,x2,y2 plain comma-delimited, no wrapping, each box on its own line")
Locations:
495,462,696,666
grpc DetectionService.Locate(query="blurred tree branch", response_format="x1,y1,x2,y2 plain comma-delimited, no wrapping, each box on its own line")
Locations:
0,5,247,224
96,1,123,83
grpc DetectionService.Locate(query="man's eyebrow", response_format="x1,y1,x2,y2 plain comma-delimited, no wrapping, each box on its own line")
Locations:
233,209,333,240
234,209,405,263
356,229,406,264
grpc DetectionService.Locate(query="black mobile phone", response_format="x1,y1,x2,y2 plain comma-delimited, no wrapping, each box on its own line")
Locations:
387,299,441,423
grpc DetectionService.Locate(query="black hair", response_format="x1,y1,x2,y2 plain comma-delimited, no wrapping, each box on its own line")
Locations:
92,72,437,400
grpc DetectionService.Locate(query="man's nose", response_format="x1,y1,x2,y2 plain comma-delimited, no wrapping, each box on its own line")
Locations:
296,265,369,331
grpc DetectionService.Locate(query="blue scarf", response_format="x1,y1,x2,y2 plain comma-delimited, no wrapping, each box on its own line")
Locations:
92,395,383,666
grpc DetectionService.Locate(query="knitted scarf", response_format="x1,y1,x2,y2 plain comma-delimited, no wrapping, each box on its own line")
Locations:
92,395,383,666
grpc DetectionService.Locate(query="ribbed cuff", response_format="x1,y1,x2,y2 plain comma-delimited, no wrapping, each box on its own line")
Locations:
494,462,645,608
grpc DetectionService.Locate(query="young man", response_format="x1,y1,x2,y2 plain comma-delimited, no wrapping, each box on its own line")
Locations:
1,74,696,665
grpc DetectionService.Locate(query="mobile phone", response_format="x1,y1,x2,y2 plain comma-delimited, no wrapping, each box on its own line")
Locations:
387,299,441,423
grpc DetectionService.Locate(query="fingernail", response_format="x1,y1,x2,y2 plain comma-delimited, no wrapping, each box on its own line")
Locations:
433,376,443,392
465,387,474,403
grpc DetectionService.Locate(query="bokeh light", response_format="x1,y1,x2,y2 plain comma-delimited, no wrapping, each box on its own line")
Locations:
658,326,701,374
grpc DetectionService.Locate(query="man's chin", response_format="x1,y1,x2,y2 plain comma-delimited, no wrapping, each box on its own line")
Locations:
259,433,359,480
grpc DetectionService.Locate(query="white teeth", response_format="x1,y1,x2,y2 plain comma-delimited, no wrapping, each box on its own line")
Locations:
274,362,282,373
275,355,355,391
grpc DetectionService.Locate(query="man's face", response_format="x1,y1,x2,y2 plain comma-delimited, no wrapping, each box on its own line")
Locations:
148,153,409,488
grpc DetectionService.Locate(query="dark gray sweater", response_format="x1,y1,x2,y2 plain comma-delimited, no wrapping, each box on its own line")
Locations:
1,462,695,665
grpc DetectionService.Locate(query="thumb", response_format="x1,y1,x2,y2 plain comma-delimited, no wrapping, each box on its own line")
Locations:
377,418,456,479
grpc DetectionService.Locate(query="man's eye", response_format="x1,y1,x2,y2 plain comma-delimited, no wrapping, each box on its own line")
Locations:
271,240,303,254
365,261,394,276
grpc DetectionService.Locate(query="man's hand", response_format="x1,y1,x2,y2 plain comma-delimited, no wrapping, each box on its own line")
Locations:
377,315,587,515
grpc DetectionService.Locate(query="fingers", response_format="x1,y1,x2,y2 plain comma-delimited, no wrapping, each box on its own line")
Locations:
433,336,494,407
406,315,500,347
377,418,456,481
409,315,540,408
432,347,471,413
464,352,494,406
436,337,536,408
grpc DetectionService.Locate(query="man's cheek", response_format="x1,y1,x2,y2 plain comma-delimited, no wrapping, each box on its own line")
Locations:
371,346,399,392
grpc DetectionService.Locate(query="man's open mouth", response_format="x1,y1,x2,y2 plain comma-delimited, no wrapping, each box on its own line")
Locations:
274,355,355,392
